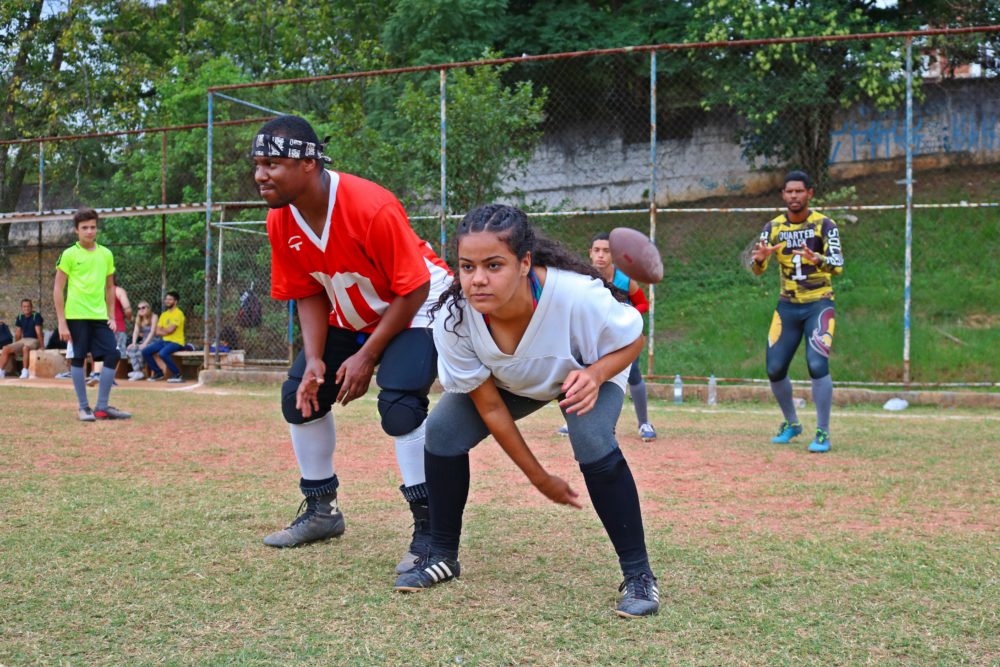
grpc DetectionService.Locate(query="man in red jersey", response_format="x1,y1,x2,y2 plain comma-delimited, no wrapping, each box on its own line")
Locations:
252,116,451,574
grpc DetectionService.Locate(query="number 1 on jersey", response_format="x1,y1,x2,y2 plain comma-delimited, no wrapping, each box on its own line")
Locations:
791,253,806,281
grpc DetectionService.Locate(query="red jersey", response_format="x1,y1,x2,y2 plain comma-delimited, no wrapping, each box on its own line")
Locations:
268,171,451,332
114,297,126,331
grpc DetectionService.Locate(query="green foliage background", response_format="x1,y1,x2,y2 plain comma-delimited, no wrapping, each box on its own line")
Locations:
2,1,998,376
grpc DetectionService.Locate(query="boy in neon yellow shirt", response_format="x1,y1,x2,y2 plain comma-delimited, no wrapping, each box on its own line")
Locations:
54,207,131,421
142,291,186,382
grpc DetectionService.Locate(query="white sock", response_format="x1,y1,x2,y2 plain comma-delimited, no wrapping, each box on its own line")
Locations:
394,422,426,487
290,412,336,480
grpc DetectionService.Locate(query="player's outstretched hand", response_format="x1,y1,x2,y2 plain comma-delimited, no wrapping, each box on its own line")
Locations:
793,245,822,264
296,358,326,418
535,473,583,509
335,349,376,406
559,368,601,415
751,240,784,263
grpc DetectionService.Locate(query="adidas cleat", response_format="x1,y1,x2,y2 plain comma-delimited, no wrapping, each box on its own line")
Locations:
615,572,660,618
394,557,460,592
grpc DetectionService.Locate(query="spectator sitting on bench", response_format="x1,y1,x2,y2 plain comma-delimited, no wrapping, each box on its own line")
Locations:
126,300,160,381
142,291,186,383
0,298,44,379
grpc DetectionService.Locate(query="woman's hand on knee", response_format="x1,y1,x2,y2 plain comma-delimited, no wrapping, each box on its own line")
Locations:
559,369,601,415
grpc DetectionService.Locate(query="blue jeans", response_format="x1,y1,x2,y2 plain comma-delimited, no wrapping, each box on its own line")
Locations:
142,340,183,376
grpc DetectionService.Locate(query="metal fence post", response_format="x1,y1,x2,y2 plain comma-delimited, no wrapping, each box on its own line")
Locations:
440,68,448,260
161,133,168,304
214,215,224,369
204,92,214,371
37,142,44,306
647,51,657,377
903,37,914,386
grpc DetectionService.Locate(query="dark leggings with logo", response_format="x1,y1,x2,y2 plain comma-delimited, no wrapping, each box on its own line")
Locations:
766,299,835,381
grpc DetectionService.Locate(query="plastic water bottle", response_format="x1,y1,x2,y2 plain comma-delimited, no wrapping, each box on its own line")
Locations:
673,374,683,404
707,374,717,406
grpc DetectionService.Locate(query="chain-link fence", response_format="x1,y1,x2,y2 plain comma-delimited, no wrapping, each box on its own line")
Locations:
205,27,998,382
0,118,267,357
0,214,205,349
2,27,997,382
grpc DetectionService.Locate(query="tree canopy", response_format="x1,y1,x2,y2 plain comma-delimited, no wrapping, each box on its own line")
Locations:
3,0,997,226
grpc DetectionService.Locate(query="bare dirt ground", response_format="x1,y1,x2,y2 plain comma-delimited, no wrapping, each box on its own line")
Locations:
4,380,996,541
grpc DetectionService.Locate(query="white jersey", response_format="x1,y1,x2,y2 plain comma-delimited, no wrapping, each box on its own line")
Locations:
433,267,643,401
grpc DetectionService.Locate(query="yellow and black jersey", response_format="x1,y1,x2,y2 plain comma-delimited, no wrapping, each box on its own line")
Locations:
751,210,844,303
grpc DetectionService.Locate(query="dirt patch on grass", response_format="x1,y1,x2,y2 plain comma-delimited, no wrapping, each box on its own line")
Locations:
5,384,995,539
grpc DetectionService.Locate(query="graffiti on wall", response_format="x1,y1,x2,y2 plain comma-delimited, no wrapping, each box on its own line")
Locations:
830,107,1000,163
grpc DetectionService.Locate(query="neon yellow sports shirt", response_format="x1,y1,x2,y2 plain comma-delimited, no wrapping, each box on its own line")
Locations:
751,210,844,303
55,242,115,319
159,308,186,345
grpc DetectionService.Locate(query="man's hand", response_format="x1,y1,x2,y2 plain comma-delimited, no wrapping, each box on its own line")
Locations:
296,358,326,418
559,368,601,415
752,240,784,263
335,349,376,406
793,245,823,265
108,319,116,333
58,322,71,342
534,473,583,509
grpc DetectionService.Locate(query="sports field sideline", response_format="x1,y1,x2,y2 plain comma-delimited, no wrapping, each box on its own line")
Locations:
2,381,997,664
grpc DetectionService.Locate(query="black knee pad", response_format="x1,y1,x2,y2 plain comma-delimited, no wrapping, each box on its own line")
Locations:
281,378,331,425
377,389,428,436
71,358,86,368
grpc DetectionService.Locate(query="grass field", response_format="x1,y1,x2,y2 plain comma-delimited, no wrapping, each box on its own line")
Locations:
1,381,997,665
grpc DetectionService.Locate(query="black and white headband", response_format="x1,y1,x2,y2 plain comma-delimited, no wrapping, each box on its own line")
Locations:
251,133,332,163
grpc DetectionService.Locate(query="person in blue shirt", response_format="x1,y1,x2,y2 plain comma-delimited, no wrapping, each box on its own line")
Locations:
0,299,44,379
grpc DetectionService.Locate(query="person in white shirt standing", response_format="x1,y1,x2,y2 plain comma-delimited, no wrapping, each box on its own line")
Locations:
394,204,659,619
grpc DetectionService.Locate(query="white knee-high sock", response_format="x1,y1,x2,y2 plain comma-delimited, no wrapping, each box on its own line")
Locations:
394,422,426,487
290,412,336,480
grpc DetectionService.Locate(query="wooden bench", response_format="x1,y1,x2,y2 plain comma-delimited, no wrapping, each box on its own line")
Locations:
29,348,243,381
152,349,245,380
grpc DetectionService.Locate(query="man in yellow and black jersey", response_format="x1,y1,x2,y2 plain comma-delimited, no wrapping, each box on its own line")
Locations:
752,210,843,302
750,171,844,453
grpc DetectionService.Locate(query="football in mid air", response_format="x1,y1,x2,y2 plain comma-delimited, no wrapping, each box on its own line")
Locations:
609,227,663,284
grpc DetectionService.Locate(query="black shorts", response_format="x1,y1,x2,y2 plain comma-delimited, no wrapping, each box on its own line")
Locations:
67,319,119,362
282,326,437,425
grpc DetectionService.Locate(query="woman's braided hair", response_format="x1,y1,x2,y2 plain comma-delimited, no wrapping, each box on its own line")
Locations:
430,204,628,333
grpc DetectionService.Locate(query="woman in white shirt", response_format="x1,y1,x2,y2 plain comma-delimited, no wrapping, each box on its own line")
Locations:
394,204,659,618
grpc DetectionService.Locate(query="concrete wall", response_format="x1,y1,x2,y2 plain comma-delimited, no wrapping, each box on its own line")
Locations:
504,79,1000,208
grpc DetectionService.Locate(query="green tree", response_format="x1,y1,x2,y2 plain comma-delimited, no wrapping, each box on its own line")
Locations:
381,1,696,144
387,60,547,214
0,0,171,259
685,0,908,186
381,0,507,65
